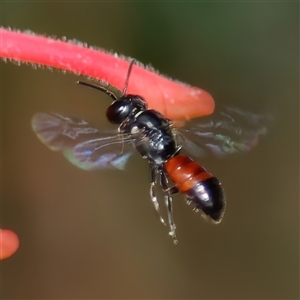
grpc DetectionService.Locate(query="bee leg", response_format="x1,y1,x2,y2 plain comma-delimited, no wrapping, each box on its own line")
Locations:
160,171,178,245
150,164,166,226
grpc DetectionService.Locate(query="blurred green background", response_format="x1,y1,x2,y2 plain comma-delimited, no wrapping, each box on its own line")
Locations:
1,2,298,299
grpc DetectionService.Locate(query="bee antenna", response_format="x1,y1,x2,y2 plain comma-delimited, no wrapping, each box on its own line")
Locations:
122,59,135,96
77,81,118,101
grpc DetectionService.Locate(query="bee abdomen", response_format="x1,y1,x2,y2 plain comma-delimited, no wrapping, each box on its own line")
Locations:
164,155,225,222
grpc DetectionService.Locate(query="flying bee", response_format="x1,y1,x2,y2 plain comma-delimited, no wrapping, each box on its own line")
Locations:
32,60,268,244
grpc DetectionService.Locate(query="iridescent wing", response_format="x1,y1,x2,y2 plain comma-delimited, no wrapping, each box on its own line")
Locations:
32,112,135,170
176,106,270,157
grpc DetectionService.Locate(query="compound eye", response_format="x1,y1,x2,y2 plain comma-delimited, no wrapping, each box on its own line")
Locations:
106,99,132,124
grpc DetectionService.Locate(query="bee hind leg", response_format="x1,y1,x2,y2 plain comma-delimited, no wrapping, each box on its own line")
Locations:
160,171,179,245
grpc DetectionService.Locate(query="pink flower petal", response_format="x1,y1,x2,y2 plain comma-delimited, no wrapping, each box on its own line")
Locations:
0,229,19,260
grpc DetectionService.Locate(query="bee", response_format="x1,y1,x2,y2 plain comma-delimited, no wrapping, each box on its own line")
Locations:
32,60,267,244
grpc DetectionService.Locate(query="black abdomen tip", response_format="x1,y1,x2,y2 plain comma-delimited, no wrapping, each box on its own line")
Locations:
187,177,226,222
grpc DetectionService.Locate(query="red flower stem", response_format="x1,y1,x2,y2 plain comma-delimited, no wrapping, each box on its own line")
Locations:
0,28,215,120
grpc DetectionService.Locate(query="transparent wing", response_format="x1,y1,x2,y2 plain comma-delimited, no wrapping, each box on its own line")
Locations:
32,112,135,170
66,136,134,171
32,112,101,151
176,106,271,157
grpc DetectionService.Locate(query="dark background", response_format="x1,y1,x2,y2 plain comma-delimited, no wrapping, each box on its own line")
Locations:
1,2,299,299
